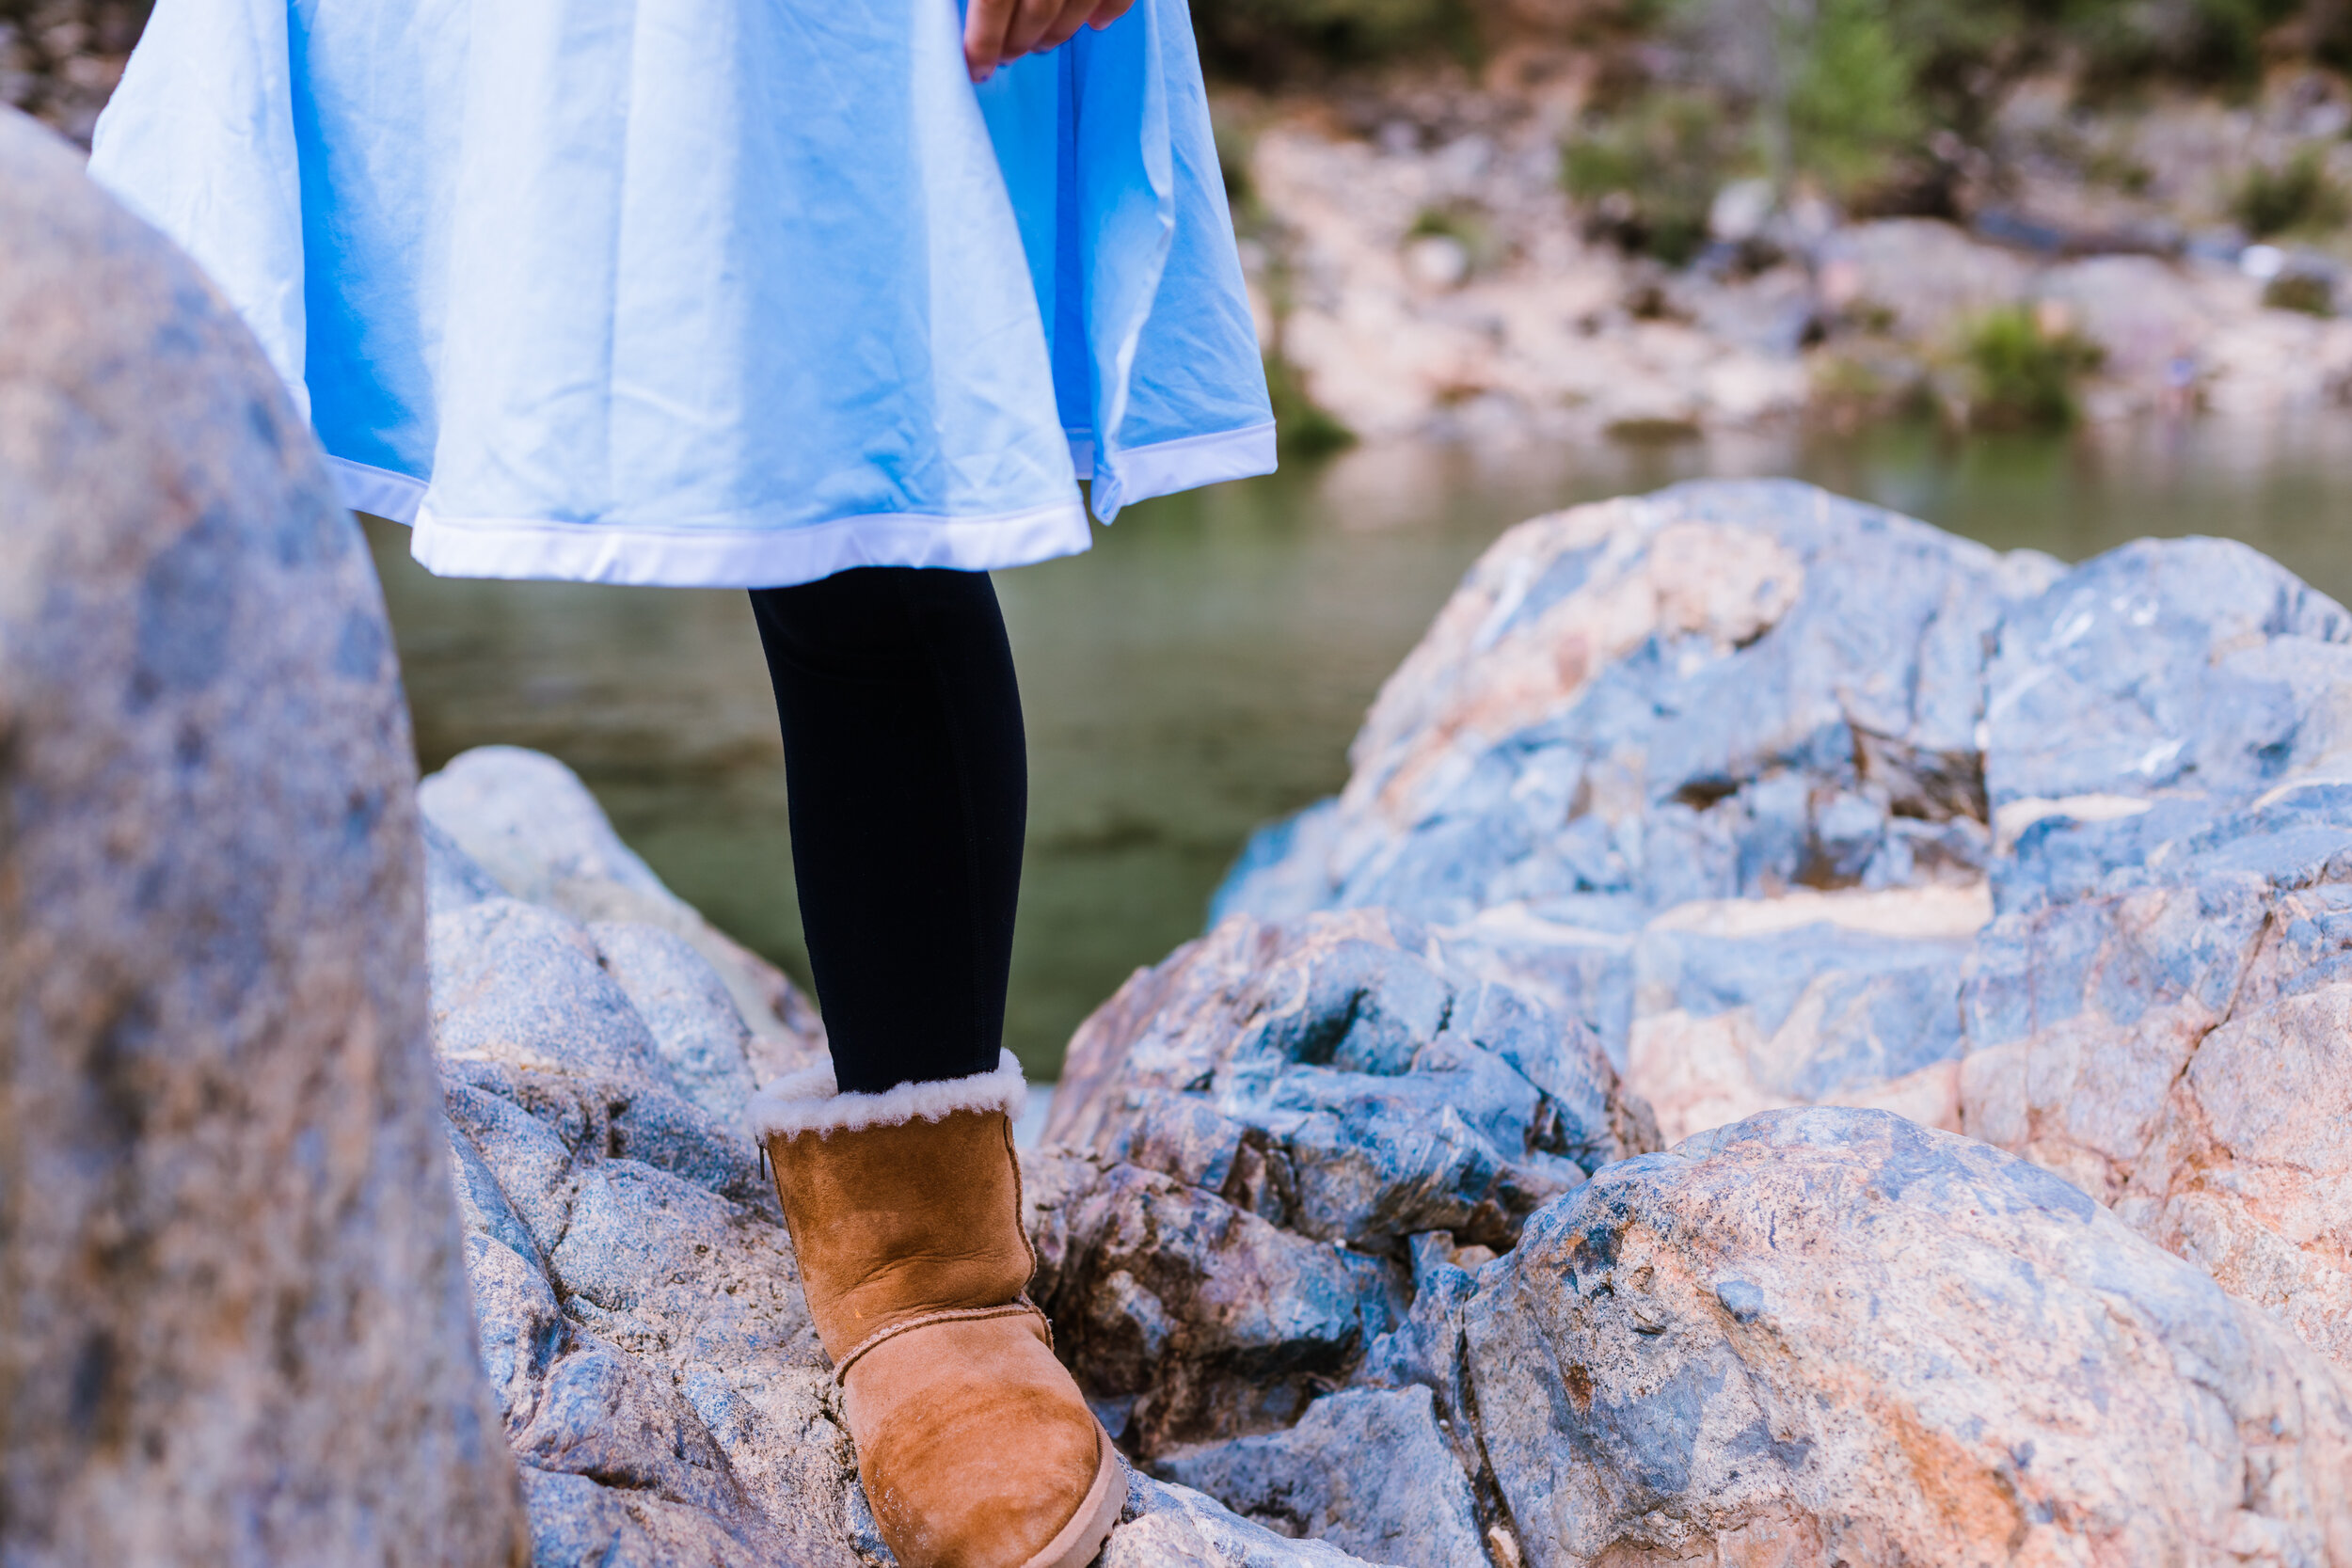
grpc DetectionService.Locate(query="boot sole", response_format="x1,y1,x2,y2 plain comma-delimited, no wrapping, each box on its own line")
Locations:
1020,1424,1123,1568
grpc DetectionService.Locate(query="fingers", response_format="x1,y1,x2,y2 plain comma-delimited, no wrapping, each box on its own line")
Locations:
1030,0,1112,52
968,0,1131,79
1004,0,1097,58
964,0,1016,81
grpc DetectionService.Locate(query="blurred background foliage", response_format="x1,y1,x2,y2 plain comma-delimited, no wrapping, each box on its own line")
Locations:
1196,0,2352,209
0,0,146,144
1195,0,2352,90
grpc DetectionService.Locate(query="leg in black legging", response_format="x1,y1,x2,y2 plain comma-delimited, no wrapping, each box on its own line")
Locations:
748,566,1025,1095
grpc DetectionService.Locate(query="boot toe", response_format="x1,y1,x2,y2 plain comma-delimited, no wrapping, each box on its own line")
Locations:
845,1314,1118,1568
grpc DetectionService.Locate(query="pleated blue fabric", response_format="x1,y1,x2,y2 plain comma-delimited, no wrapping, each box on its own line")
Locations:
88,0,1274,586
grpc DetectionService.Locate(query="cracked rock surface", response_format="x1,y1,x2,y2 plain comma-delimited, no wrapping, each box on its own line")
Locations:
1219,480,2352,1389
422,749,1386,1566
428,480,2352,1567
1468,1108,2352,1566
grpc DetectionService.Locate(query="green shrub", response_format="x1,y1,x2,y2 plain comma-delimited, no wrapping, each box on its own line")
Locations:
1187,0,1471,79
1215,119,1263,232
2081,140,2155,195
2234,149,2351,240
2264,271,2338,316
1959,305,2104,431
1263,351,1357,457
1628,0,2342,198
2067,0,2303,97
1809,350,1934,430
1406,201,1499,272
1191,0,2345,104
1562,91,1739,266
1787,0,1926,198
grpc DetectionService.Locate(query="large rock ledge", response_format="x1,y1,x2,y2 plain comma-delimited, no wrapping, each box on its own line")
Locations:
1224,478,2352,1386
423,477,2352,1566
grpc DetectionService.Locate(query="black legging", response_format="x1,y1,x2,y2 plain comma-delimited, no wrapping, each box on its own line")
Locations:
749,567,1025,1095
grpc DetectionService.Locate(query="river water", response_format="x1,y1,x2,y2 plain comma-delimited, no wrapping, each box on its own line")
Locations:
367,413,2352,1076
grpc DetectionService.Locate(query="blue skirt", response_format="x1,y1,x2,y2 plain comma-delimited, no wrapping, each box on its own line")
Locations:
88,0,1275,586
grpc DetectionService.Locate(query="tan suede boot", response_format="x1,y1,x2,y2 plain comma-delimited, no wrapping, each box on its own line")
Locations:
751,1052,1121,1568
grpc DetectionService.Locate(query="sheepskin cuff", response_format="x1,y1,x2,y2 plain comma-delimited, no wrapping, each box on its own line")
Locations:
748,1050,1028,1141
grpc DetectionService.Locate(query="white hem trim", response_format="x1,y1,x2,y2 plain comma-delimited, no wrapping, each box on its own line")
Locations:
404,498,1093,588
1094,421,1278,521
323,422,1276,584
748,1050,1029,1140
331,456,429,525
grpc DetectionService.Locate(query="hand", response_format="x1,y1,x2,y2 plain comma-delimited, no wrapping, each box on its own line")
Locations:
963,0,1136,82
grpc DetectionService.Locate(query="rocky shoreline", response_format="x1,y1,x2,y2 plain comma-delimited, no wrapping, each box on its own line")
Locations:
1242,111,2352,446
1237,87,2352,446
416,479,2352,1565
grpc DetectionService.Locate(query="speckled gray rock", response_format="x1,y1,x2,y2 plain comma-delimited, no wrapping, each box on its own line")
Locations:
435,896,674,1084
1109,1476,1394,1567
420,746,827,1080
1215,482,2056,934
417,765,857,1563
1954,537,2352,1373
428,813,512,912
2121,963,2352,1376
432,895,770,1207
442,1101,861,1567
1204,482,2352,1382
0,109,526,1565
1027,1148,1405,1457
1210,482,2055,1133
591,921,763,1130
1466,1108,2352,1567
1049,909,1657,1259
429,764,1397,1563
1153,1386,1483,1568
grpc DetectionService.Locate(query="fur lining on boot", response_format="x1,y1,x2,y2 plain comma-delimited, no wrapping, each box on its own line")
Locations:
748,1049,1029,1140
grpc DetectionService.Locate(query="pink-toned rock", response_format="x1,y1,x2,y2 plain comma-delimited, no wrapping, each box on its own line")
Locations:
1628,884,1989,1143
1468,1108,2352,1567
1340,502,1807,862
1957,874,2273,1206
1628,1011,1965,1145
1214,486,2052,1113
2113,886,2352,1372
